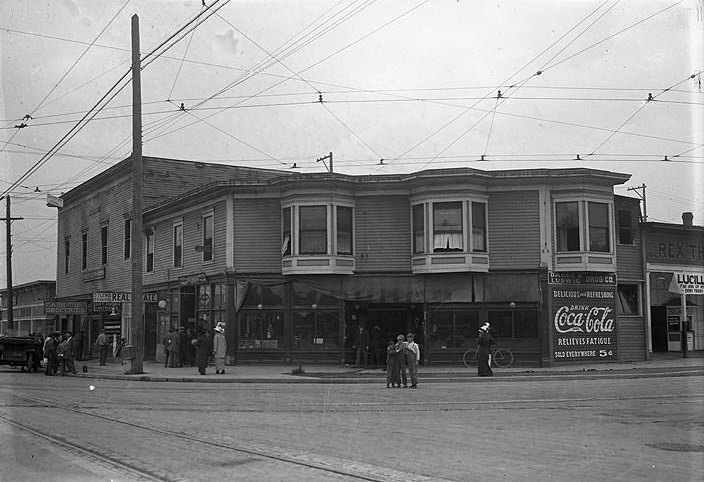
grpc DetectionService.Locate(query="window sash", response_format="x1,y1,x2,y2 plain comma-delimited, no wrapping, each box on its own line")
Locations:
173,224,183,267
617,209,634,245
616,284,640,315
282,207,292,256
101,226,108,265
412,204,424,254
556,202,580,252
202,214,213,262
336,206,353,255
82,233,87,270
299,206,327,254
146,233,154,272
472,202,486,252
588,202,610,252
124,219,131,260
64,238,70,274
433,202,463,252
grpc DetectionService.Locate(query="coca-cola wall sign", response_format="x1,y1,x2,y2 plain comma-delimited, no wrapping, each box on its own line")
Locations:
549,271,618,362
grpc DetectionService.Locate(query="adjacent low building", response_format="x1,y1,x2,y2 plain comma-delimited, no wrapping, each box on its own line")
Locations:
54,157,655,366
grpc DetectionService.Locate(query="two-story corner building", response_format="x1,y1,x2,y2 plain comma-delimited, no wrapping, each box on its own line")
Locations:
643,212,704,354
0,280,59,337
55,157,645,366
54,156,289,359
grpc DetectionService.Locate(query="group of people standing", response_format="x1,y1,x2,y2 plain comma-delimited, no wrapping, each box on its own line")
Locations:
385,332,420,389
42,331,78,376
162,323,227,375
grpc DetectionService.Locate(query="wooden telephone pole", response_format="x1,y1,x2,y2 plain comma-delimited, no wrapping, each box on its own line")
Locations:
1,196,24,330
129,13,144,374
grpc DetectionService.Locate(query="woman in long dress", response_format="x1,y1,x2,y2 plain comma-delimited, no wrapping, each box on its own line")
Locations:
194,328,212,375
477,322,494,377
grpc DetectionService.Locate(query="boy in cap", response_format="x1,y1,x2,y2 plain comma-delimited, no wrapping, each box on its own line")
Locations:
405,333,420,388
395,334,408,388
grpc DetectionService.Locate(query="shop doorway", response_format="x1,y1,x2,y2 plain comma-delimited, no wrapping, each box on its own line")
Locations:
348,303,423,366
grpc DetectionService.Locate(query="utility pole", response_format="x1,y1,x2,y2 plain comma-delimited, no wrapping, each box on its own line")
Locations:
1,196,24,331
627,183,647,222
316,152,333,173
129,13,144,374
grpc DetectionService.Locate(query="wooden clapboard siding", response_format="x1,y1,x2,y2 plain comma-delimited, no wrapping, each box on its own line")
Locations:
488,190,541,269
56,177,134,297
355,195,411,273
234,198,281,273
614,196,644,280
618,316,646,361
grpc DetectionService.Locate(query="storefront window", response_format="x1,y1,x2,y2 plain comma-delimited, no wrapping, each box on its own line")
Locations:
488,311,512,338
238,310,284,350
292,310,340,350
243,283,286,308
428,309,479,348
488,309,539,338
513,310,539,338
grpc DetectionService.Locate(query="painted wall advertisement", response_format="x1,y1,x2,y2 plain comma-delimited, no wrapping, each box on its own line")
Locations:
549,271,618,362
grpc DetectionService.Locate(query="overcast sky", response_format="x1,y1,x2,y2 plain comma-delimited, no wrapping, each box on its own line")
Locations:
1,0,702,287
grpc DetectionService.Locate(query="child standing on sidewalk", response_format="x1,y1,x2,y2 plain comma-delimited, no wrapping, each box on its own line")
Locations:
386,340,400,388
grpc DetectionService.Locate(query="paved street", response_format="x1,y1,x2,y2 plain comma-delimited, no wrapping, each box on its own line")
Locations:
1,367,702,481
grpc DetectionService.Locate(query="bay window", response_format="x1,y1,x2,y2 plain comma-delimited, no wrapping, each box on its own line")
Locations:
433,202,463,252
299,206,327,254
336,206,353,255
556,201,580,252
588,202,610,252
412,204,425,254
471,202,486,252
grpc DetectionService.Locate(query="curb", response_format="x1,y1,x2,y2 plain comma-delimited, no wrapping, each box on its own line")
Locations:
73,366,704,383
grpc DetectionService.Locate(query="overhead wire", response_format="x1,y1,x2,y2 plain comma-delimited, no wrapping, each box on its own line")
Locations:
1,0,230,198
409,0,616,172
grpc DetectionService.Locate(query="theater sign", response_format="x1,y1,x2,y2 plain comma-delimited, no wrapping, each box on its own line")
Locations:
549,271,618,362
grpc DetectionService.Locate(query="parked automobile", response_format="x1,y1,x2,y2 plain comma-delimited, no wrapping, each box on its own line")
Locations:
0,335,43,372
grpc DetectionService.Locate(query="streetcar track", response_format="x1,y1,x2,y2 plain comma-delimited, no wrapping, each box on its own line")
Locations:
0,415,166,482
4,392,452,482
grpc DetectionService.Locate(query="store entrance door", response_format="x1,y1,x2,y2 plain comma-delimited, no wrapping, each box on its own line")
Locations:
363,304,423,366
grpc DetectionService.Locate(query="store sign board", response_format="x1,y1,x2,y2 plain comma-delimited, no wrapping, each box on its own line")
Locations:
551,276,618,362
548,271,616,286
668,272,704,295
93,292,159,303
44,301,87,315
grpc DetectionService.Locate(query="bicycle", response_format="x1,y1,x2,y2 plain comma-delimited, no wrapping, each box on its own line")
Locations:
462,343,514,368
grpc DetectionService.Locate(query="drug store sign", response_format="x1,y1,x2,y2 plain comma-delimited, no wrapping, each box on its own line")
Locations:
549,272,618,362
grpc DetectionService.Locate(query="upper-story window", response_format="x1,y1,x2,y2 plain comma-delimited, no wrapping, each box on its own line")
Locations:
299,206,327,255
64,237,71,274
412,204,424,254
173,221,183,268
412,199,487,255
202,212,213,262
123,219,132,260
556,201,580,252
433,202,463,252
617,209,634,245
146,230,154,273
471,202,487,252
555,200,611,252
82,232,88,270
281,203,355,258
282,207,292,255
100,224,109,265
336,206,353,255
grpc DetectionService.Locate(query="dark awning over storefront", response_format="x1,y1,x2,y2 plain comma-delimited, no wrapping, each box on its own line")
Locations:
236,272,539,309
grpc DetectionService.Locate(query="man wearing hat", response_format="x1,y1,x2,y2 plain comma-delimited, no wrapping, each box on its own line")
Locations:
405,333,420,388
212,323,227,374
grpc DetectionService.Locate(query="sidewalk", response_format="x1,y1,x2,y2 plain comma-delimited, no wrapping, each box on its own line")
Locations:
72,351,704,384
